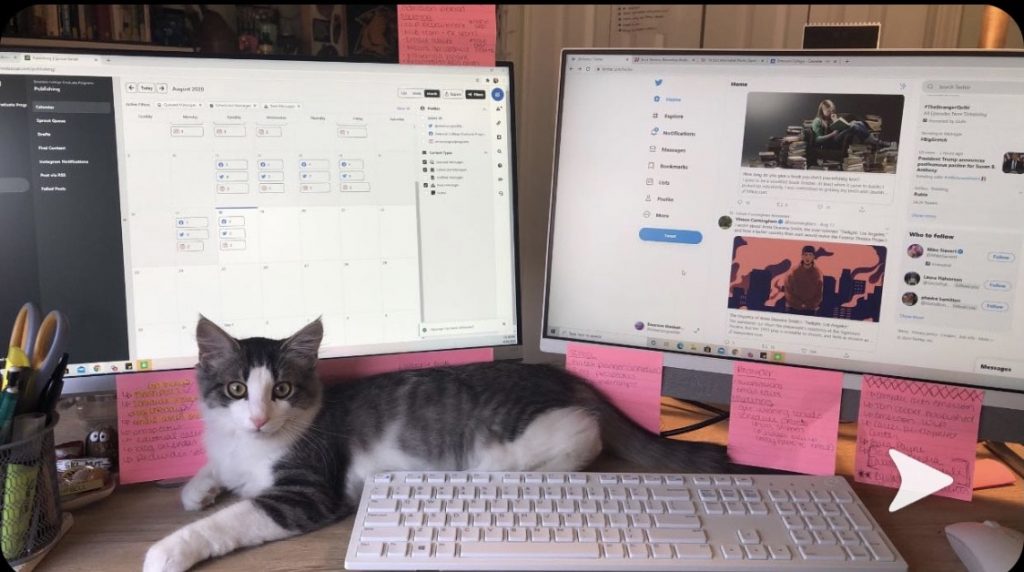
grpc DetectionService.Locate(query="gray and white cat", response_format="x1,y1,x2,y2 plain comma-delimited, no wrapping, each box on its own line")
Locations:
143,316,736,572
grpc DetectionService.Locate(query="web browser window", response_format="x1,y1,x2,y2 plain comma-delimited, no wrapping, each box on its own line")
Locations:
0,51,518,377
545,51,1024,392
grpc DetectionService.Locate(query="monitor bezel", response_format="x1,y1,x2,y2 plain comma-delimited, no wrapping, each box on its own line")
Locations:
540,48,1024,397
1,46,523,390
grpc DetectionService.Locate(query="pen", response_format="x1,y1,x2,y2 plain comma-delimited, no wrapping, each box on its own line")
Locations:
0,368,22,445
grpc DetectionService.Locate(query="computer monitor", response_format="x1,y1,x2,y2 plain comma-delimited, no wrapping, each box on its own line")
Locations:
541,49,1024,436
0,48,520,394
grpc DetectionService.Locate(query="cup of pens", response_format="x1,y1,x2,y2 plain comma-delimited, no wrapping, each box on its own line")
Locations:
1,303,70,565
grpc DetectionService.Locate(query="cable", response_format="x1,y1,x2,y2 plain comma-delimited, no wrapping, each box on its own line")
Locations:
660,398,730,437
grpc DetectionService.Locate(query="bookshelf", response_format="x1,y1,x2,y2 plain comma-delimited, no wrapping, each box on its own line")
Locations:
4,5,198,51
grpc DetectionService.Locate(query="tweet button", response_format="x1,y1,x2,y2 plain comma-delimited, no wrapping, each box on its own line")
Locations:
639,227,703,244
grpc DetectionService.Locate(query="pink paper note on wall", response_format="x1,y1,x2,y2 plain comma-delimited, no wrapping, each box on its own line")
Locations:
398,5,496,66
727,362,843,475
318,348,494,382
855,375,983,501
565,342,663,434
116,370,206,484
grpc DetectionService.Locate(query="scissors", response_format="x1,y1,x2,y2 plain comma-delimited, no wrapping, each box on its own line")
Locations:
4,302,39,390
16,310,68,416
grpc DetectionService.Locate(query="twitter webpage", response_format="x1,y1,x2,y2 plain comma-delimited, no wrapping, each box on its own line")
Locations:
545,52,1024,392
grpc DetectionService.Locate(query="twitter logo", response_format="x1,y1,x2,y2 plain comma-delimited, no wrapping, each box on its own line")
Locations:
655,78,663,86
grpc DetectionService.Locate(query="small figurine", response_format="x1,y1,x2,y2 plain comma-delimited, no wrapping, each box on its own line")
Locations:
85,423,118,465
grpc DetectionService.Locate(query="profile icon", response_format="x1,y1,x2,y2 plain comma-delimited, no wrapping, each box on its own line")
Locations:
634,321,645,331
904,271,921,286
718,215,733,230
902,292,918,306
907,244,924,259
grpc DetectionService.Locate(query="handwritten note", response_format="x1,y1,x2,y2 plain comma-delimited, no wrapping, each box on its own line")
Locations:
855,375,982,501
317,348,494,382
565,342,663,434
116,370,206,484
727,362,843,475
615,5,670,33
398,5,496,66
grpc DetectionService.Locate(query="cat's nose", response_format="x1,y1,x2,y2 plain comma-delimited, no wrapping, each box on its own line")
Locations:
250,416,268,430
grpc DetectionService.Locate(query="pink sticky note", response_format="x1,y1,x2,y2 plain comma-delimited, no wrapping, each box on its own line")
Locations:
116,370,206,484
565,342,663,434
727,362,843,475
855,375,983,501
398,5,496,66
318,348,494,382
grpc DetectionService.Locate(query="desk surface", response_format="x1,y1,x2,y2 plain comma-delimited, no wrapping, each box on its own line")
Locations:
39,399,1024,571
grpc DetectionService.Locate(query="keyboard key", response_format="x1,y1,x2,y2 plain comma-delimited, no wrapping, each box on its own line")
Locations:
844,504,874,531
399,500,420,513
364,514,401,528
737,529,760,544
713,476,733,486
650,486,690,501
543,486,563,499
522,486,541,500
530,527,551,542
629,514,653,528
404,473,424,484
436,486,455,500
814,529,838,545
372,473,393,483
484,527,504,542
354,542,384,557
623,529,645,544
642,500,665,514
797,502,819,516
828,515,851,530
507,527,527,542
367,499,398,514
598,528,622,542
667,501,697,515
745,544,769,560
767,544,792,560
622,500,642,514
410,543,431,558
721,544,744,559
647,529,706,544
563,514,584,528
819,502,841,516
524,473,543,484
651,543,673,559
831,489,854,503
494,513,515,528
422,499,443,513
665,475,685,485
621,474,641,484
437,527,457,542
607,487,628,500
470,473,491,483
470,513,492,527
692,476,712,486
392,486,412,500
412,527,433,542
847,544,872,560
413,486,433,500
459,542,601,558
599,475,618,484
541,513,560,528
368,486,390,500
698,489,718,501
602,543,624,558
479,486,498,500
626,544,648,558
449,513,469,527
403,513,425,527
545,473,566,483
490,499,510,514
653,514,700,529
386,542,408,558
578,500,598,513
789,489,810,502
554,528,575,543
740,488,761,502
517,513,538,527
799,544,847,560
568,473,588,484
459,527,482,542
426,472,447,483
783,515,804,529
511,500,531,513
566,487,585,500
862,533,896,561
790,530,813,545
599,500,620,513
748,502,769,515
446,500,466,513
702,502,724,515
719,488,740,501
726,501,745,514
804,515,828,530
775,502,797,515
734,476,753,486
674,543,713,559
642,474,663,484
577,529,598,543
361,527,409,542
811,489,832,502
556,500,576,513
435,542,456,558
837,529,861,545
768,488,788,501
449,474,468,484
535,500,554,514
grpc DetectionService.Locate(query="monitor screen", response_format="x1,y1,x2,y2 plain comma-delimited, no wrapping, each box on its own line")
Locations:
0,49,519,383
543,49,1024,394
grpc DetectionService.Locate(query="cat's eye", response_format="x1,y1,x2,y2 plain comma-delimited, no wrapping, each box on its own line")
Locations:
225,382,247,399
272,382,292,399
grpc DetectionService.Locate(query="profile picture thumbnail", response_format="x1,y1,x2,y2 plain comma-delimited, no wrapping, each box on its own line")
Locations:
902,292,918,306
634,321,645,331
1002,152,1023,174
904,271,920,286
718,215,733,230
907,244,924,259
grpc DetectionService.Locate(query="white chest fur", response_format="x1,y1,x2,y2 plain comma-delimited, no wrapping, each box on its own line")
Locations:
201,407,294,498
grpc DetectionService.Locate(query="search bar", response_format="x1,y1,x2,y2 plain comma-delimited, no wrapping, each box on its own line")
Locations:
923,80,1024,94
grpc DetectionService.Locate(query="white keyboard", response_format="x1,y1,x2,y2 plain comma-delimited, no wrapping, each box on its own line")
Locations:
344,471,907,571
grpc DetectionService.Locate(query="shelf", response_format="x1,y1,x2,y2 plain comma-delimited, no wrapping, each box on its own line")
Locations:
1,37,194,52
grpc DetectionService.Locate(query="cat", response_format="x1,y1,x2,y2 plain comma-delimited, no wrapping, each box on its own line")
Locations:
143,316,738,572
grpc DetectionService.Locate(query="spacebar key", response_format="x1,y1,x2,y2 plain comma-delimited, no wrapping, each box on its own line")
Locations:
460,542,601,558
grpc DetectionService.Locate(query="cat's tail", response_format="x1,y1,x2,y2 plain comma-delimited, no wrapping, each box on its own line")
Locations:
577,381,783,475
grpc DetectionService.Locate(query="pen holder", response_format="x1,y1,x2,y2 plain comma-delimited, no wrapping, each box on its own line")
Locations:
0,412,62,566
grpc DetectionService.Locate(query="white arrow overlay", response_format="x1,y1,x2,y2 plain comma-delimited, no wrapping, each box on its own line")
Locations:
888,449,954,512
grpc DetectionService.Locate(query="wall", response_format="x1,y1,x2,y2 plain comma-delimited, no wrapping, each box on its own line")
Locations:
499,4,1023,365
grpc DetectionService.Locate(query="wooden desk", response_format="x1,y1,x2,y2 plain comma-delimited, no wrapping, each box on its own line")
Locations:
38,400,1024,571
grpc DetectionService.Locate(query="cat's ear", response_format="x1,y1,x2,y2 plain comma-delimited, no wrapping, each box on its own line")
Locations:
196,315,239,368
281,317,323,369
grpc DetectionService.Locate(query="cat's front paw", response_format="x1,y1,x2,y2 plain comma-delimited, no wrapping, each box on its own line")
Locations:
181,477,221,511
143,537,196,572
